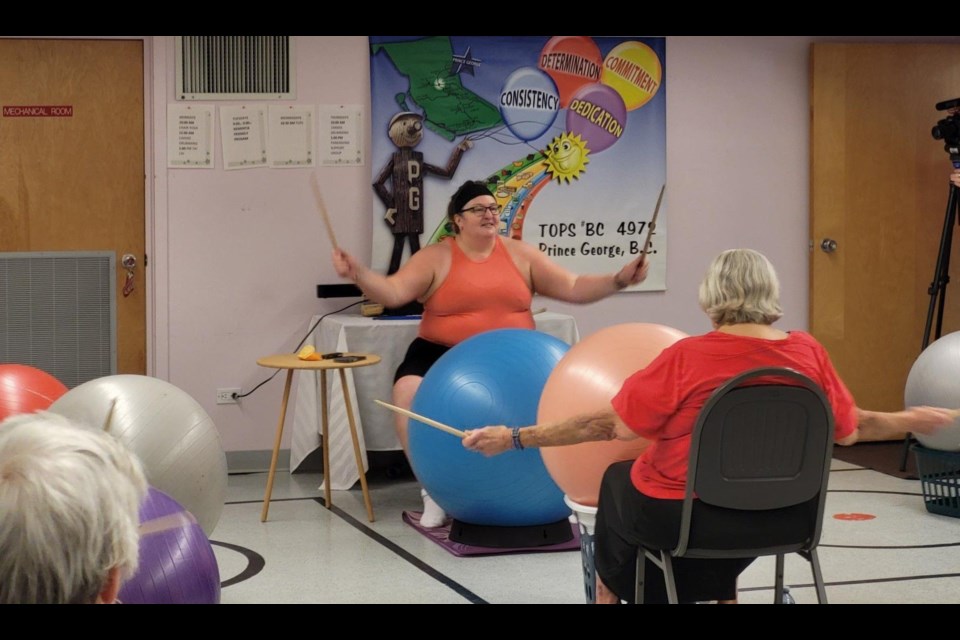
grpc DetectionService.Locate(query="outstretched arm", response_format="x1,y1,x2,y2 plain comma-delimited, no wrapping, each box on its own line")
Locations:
521,243,650,303
836,406,958,446
331,246,436,309
462,408,638,457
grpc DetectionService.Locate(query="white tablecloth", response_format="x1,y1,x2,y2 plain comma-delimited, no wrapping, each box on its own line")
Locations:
290,312,580,489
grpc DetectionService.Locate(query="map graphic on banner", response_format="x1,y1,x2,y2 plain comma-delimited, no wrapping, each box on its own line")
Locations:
370,35,667,290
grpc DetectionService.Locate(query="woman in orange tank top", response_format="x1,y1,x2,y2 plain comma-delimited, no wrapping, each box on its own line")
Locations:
332,180,650,526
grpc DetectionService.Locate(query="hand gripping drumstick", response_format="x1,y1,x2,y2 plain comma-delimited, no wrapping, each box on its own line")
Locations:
374,399,465,438
619,184,664,287
310,173,340,250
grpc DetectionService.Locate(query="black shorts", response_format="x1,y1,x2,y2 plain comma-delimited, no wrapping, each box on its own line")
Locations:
394,337,451,383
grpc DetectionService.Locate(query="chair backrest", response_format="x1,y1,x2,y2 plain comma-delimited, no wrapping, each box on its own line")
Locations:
674,367,835,558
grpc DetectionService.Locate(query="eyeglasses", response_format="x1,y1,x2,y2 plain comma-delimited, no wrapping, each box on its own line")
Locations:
460,204,501,216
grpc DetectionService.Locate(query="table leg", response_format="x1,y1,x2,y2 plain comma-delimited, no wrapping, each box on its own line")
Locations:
261,368,294,522
340,368,375,522
320,369,332,509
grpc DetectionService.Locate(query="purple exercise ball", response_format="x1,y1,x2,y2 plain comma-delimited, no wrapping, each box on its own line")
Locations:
118,487,221,604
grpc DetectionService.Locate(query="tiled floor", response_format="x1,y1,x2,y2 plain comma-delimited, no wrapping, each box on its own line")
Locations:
208,457,960,604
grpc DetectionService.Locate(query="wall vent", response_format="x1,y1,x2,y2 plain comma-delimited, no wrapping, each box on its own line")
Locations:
175,36,295,100
0,252,116,388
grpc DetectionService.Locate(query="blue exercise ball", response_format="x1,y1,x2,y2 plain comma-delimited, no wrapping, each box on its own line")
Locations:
409,328,571,526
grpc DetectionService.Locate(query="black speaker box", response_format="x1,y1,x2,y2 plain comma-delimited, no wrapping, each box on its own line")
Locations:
316,284,363,298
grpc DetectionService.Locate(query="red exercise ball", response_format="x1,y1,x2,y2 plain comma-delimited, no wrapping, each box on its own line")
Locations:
537,323,688,506
0,364,69,421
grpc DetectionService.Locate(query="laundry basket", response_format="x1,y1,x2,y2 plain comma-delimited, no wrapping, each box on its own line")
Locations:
912,443,960,518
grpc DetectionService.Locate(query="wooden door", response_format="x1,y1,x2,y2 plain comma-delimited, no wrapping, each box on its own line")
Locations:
811,43,960,426
0,38,145,374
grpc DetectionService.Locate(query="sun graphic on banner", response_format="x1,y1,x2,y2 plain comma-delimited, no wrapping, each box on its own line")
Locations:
544,132,589,184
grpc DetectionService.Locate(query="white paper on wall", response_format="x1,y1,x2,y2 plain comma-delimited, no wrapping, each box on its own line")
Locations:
220,105,267,170
167,104,214,169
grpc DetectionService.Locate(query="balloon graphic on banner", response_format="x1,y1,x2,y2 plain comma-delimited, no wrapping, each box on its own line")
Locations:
565,83,627,154
499,67,561,142
600,41,663,111
538,36,604,109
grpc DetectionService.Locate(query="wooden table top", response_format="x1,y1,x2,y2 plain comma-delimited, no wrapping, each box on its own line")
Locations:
256,353,381,370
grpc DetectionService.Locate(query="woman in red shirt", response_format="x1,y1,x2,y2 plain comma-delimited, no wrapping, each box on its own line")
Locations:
463,248,954,603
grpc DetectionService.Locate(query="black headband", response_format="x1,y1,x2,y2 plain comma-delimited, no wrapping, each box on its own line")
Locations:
451,181,492,214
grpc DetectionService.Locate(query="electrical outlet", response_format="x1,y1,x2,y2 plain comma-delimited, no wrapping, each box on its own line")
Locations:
216,388,241,405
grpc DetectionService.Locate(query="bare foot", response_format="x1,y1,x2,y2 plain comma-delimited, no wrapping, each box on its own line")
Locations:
595,575,620,604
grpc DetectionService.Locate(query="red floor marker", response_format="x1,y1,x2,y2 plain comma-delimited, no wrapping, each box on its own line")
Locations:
833,513,876,521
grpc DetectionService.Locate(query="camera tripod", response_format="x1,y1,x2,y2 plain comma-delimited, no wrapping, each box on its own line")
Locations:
900,179,960,470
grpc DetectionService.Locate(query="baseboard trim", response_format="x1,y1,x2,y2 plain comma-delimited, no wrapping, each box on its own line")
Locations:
226,449,290,474
226,448,326,474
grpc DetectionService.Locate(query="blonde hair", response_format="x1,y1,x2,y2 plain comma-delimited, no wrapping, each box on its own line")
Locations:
698,249,783,326
0,411,147,604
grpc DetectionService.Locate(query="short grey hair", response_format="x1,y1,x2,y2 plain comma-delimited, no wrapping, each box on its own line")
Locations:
698,248,783,326
0,411,147,604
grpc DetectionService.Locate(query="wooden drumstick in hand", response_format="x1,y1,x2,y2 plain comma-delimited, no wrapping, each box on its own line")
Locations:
640,183,665,263
310,173,339,250
374,399,465,438
618,184,665,287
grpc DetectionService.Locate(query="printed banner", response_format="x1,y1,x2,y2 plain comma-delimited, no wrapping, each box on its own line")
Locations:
370,35,666,290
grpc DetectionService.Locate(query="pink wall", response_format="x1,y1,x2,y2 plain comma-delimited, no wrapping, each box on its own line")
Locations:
148,36,960,456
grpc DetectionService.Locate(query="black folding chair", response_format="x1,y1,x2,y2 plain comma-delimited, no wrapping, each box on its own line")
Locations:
635,367,834,604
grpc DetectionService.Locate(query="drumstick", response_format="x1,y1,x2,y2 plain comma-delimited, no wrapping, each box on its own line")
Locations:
310,173,339,250
102,397,118,433
641,183,665,260
374,399,465,438
618,184,665,288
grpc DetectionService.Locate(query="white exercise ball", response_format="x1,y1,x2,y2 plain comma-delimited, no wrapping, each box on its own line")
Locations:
49,375,227,534
905,331,960,451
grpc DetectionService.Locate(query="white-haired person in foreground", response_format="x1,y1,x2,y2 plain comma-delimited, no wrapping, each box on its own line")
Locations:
0,411,147,604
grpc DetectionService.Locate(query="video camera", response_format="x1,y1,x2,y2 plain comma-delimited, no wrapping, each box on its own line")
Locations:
932,98,960,164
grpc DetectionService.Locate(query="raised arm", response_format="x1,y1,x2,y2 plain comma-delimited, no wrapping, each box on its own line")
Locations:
518,241,649,303
331,246,437,309
461,408,638,457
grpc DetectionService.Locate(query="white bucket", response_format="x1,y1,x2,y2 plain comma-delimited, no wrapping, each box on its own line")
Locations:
564,495,598,604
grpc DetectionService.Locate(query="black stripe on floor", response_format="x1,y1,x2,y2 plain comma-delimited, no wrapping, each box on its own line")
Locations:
314,497,489,604
224,496,317,506
210,540,266,587
739,571,960,594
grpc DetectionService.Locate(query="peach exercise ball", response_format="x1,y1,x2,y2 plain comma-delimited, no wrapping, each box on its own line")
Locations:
537,323,688,506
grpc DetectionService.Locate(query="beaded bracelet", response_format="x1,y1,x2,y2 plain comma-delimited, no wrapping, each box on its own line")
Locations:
512,426,524,450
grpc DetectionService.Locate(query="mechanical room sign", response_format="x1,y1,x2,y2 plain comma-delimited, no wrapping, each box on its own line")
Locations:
3,105,73,117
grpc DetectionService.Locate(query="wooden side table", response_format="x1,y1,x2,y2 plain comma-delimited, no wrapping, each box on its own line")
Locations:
256,352,381,523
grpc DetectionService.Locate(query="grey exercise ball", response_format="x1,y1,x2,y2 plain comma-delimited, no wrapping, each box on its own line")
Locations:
49,375,227,535
905,331,960,452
